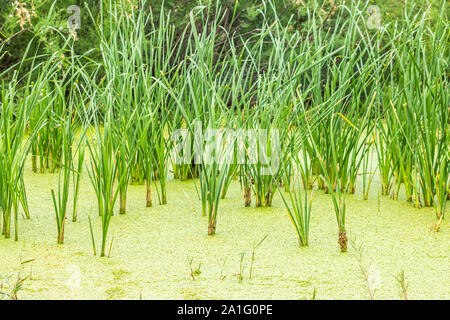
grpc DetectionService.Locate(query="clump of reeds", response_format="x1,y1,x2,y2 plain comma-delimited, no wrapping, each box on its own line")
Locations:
279,149,313,247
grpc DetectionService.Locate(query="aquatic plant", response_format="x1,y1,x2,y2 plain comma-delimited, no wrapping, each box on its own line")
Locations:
249,234,268,279
394,270,408,300
374,1,449,222
237,252,245,284
187,256,202,281
50,74,87,242
72,135,86,222
200,157,230,236
0,67,51,240
51,103,73,244
86,107,119,256
0,272,26,300
350,239,377,300
88,215,97,256
280,156,313,248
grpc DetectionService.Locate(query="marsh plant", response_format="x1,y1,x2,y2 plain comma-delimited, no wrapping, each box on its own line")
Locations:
394,270,408,300
237,252,246,284
350,240,384,300
0,71,48,240
50,76,87,243
279,150,313,247
249,234,268,279
187,256,202,281
86,105,146,256
86,108,120,257
50,111,73,245
0,272,26,300
199,152,231,236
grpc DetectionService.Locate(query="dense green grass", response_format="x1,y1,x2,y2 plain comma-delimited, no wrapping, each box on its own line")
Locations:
0,0,448,257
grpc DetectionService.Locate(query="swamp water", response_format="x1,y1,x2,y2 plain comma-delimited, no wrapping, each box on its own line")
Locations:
0,159,448,299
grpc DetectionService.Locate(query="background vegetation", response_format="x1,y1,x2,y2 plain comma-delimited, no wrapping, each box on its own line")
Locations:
0,0,444,78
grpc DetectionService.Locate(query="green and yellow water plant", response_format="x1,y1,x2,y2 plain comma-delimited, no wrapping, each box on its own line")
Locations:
86,92,149,255
50,107,73,244
205,158,230,236
279,151,313,247
86,106,118,256
375,1,448,222
0,64,52,240
50,70,89,241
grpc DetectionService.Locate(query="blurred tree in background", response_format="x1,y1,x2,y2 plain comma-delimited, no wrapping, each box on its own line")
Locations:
0,0,442,79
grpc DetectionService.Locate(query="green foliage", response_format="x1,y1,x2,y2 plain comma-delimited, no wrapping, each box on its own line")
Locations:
1,0,442,79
